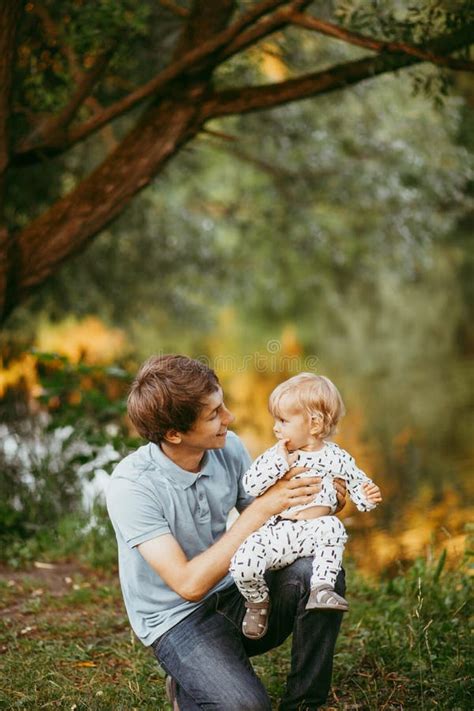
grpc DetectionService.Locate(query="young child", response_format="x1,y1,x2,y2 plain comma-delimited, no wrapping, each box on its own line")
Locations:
230,372,382,640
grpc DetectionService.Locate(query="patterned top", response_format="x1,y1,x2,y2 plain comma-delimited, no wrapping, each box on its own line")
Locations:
242,441,376,517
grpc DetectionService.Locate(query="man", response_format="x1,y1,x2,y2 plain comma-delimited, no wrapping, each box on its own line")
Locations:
107,355,346,710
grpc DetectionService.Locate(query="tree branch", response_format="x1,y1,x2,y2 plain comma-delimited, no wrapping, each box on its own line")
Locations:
30,1,81,77
290,12,474,72
158,0,189,18
173,0,235,57
19,0,116,155
201,24,474,120
13,0,292,158
201,127,238,142
219,0,311,61
204,134,294,179
17,48,115,153
8,96,205,319
14,3,473,163
84,97,118,152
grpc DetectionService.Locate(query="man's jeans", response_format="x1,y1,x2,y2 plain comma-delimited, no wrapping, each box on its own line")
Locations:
152,558,345,710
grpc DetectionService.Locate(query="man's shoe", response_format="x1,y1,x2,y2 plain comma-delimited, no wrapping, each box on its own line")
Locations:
165,675,180,711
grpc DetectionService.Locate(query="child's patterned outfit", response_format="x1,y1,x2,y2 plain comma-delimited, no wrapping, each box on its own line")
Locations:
230,441,375,603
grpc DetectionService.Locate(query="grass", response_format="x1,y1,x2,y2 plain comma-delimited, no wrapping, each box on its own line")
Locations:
0,548,471,711
331,554,473,710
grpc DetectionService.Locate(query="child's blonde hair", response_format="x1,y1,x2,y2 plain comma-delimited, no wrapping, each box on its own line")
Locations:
269,372,345,439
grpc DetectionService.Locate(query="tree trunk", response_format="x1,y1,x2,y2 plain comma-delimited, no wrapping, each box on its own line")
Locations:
0,0,22,322
4,95,204,321
0,0,236,323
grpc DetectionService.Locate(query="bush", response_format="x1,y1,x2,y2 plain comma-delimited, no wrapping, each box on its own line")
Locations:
0,352,136,551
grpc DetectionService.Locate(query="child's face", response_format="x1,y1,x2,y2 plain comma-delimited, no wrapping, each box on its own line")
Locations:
272,397,315,451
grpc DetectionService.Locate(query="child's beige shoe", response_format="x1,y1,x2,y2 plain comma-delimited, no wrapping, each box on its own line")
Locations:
242,598,270,639
306,584,349,612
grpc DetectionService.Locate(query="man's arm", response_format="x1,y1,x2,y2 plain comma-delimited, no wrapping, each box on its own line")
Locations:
138,469,320,601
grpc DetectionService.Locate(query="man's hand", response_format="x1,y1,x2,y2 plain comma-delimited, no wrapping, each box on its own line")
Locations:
362,482,382,505
256,465,322,517
334,478,347,513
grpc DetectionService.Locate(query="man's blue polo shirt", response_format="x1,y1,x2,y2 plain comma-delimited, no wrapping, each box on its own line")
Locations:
106,431,253,646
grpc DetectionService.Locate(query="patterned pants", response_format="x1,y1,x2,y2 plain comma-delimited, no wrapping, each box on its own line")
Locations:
230,515,348,603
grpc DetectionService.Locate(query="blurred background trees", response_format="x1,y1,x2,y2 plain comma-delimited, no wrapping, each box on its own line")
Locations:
1,1,473,572
2,0,473,318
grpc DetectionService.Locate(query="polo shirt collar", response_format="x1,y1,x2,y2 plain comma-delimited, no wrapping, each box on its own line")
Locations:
148,443,212,489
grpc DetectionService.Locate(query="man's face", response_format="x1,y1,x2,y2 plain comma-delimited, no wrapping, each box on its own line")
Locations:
272,397,313,451
178,387,235,451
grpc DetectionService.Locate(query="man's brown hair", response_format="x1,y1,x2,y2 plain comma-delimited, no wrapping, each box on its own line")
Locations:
127,355,219,443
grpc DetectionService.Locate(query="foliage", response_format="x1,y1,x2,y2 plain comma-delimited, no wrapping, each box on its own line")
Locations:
13,0,154,124
0,352,134,542
2,505,118,571
33,351,130,432
335,0,474,42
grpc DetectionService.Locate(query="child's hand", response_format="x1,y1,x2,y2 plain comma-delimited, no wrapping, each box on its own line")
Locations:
362,482,382,505
276,439,298,467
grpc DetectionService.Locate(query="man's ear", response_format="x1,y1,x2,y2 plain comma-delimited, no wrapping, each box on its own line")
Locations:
163,429,182,445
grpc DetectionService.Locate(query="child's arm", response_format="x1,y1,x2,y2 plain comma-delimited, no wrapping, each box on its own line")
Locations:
242,442,294,497
341,453,382,512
